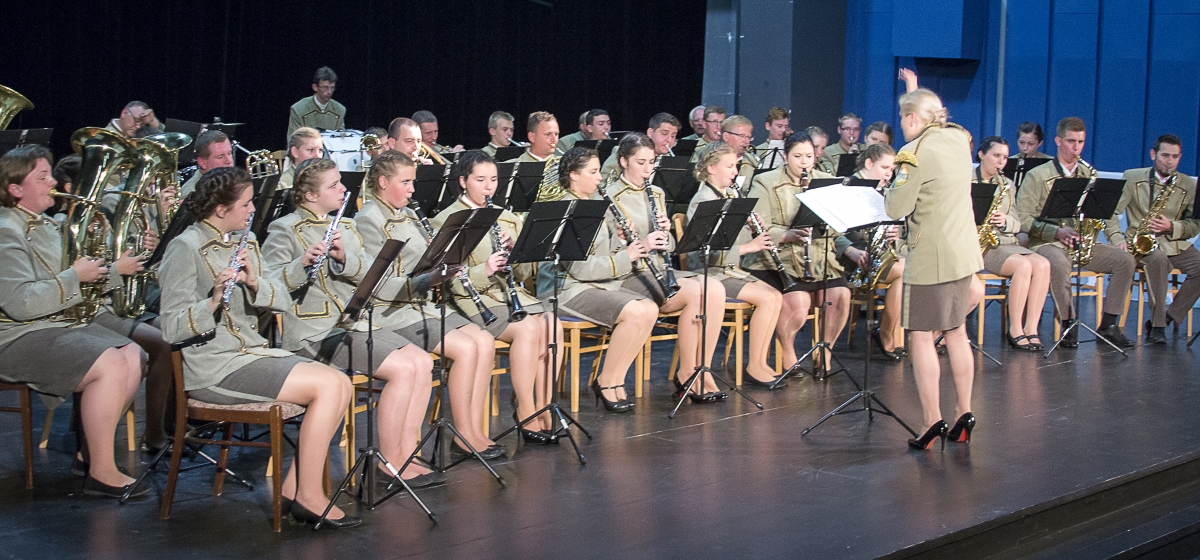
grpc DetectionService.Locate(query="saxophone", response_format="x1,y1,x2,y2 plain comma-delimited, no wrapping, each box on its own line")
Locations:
485,196,527,322
849,225,898,291
1065,159,1104,265
1128,174,1179,257
978,180,1009,251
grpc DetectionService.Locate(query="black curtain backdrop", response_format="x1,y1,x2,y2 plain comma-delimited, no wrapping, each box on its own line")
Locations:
6,0,705,158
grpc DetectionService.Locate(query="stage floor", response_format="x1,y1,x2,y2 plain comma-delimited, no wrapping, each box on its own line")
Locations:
2,315,1199,559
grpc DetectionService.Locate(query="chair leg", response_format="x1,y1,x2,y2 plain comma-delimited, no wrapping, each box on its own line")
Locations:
270,410,284,533
343,399,356,478
159,403,189,521
20,387,33,489
125,402,137,451
734,308,745,386
570,333,581,412
214,423,232,496
1095,276,1104,327
976,300,985,347
38,404,56,450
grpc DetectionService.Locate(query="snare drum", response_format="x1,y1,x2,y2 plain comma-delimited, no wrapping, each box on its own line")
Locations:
321,129,364,171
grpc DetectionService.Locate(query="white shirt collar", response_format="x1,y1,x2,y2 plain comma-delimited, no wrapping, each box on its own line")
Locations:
313,95,328,111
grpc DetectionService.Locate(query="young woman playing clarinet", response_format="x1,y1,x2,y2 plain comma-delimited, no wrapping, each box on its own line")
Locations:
605,133,728,403
430,150,563,443
687,141,786,387
353,151,504,458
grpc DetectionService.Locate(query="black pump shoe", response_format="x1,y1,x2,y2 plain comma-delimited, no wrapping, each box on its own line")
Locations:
592,382,633,413
744,375,787,390
83,475,149,499
908,420,947,451
946,412,976,443
871,328,902,361
289,501,362,529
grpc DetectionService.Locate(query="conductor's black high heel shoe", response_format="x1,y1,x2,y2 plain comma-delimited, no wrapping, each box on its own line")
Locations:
946,412,975,443
592,381,632,413
908,420,947,451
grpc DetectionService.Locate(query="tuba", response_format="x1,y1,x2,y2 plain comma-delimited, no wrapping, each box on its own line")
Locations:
0,84,34,131
1128,174,1179,257
56,128,137,324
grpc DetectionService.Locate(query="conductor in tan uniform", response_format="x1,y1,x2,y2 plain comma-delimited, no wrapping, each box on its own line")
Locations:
884,89,982,451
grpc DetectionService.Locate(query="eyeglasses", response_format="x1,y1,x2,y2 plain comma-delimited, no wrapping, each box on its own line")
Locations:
722,130,752,140
705,119,724,125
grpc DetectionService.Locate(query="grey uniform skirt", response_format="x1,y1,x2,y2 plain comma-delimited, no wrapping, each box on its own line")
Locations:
298,328,417,373
473,303,548,337
902,276,974,331
0,323,133,398
982,243,1034,275
189,355,312,406
560,286,648,328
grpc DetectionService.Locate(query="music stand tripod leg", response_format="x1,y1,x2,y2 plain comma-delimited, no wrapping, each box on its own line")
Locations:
669,245,762,418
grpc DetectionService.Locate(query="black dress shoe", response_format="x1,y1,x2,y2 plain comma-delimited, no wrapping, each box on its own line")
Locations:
520,429,558,445
1146,321,1167,344
1098,325,1136,348
744,375,787,390
894,346,908,356
289,501,362,529
452,442,507,460
71,456,89,478
1060,321,1079,348
83,476,149,499
871,328,902,361
380,471,447,491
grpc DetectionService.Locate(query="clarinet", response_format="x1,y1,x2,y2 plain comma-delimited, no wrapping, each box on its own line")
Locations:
408,200,497,326
798,169,817,282
726,186,798,291
306,191,352,282
486,196,527,322
221,211,255,309
643,177,681,295
598,173,679,300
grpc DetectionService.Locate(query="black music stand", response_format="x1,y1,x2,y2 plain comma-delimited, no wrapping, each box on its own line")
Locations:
652,156,700,206
494,199,609,463
340,172,364,219
413,163,455,216
836,153,859,177
493,146,525,162
403,207,507,483
796,185,916,438
318,239,438,528
251,175,286,240
493,162,543,213
1003,156,1051,187
164,119,205,164
595,139,619,163
757,145,785,169
670,198,765,418
673,139,700,158
772,184,854,386
1039,176,1130,357
0,128,51,153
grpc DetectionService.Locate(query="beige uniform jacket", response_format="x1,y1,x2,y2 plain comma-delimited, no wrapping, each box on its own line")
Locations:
884,124,983,285
557,131,585,154
159,221,292,391
1014,159,1116,250
352,199,454,329
743,167,844,280
1105,168,1199,256
606,175,677,274
261,206,368,352
429,198,541,321
820,142,864,175
0,206,122,349
557,190,637,302
287,97,345,140
684,181,755,278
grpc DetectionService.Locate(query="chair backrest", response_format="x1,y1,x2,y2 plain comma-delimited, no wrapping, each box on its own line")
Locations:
672,213,688,271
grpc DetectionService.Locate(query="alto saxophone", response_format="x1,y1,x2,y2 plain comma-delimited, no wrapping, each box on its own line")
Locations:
1066,160,1104,265
1128,174,1179,257
978,180,1010,251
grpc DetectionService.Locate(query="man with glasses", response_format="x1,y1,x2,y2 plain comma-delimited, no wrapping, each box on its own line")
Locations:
718,114,760,191
820,112,864,175
694,105,727,151
107,101,161,137
287,66,346,139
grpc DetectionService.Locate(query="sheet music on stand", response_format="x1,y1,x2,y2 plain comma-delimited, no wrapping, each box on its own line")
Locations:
970,182,999,226
796,185,893,233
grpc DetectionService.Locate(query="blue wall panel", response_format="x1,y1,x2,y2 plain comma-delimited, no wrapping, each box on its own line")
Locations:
1093,0,1150,171
836,0,1200,174
1046,5,1099,162
1145,12,1200,174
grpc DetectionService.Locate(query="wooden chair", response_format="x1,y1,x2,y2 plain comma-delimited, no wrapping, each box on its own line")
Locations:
975,273,1010,346
0,382,34,489
160,351,310,532
1122,267,1195,338
561,317,616,412
1053,270,1105,340
847,281,890,347
38,400,137,451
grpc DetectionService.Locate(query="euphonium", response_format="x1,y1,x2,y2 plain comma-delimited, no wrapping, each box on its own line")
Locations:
143,132,192,232
0,84,34,131
58,127,137,324
1128,174,1179,257
110,136,178,318
977,181,1010,251
485,196,527,322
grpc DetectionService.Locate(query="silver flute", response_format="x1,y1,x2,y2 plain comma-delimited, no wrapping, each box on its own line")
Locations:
221,211,255,309
306,191,352,282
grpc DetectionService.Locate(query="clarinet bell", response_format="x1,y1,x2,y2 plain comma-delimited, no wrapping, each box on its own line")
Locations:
481,306,498,326
508,300,528,323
